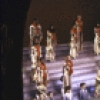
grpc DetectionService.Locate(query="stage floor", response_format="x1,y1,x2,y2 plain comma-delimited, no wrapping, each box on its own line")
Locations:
22,41,100,100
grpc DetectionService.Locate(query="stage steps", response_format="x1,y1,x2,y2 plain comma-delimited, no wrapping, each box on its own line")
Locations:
23,41,94,60
22,41,100,100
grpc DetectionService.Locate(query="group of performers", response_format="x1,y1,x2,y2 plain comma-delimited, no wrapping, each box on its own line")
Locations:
30,19,48,100
29,16,100,99
62,16,83,94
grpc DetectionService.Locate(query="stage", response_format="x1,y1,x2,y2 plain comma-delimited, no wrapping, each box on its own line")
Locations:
22,41,100,100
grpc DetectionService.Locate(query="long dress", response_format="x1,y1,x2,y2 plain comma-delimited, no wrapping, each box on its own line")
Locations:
70,28,78,52
46,31,55,61
94,35,100,54
63,65,70,87
63,60,73,88
46,44,55,61
70,41,77,58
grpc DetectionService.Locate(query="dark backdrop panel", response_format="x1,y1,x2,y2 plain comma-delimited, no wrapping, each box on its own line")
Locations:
24,0,100,47
1,0,31,100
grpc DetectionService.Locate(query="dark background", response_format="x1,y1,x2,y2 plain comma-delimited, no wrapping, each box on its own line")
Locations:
1,0,100,100
24,0,100,47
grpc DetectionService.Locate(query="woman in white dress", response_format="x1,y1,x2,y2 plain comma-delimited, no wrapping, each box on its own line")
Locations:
63,56,73,88
46,30,55,61
30,18,43,46
46,25,57,61
70,37,77,59
63,63,70,87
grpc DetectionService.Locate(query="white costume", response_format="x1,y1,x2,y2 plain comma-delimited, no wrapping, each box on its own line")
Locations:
63,56,73,89
75,17,83,52
45,30,55,61
94,32,100,55
30,46,38,68
70,37,77,58
63,63,70,87
30,24,43,46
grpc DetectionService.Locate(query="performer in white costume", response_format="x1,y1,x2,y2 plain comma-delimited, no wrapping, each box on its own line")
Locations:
63,56,73,88
75,15,83,52
70,36,77,59
46,43,55,61
70,25,78,51
46,25,57,61
94,24,100,55
30,18,43,46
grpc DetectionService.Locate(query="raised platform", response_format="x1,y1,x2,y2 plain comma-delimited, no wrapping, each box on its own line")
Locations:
22,41,100,100
23,41,94,60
